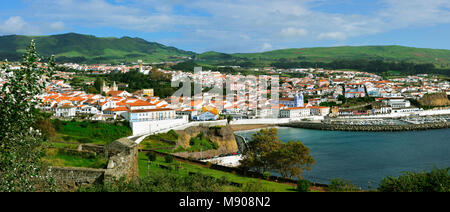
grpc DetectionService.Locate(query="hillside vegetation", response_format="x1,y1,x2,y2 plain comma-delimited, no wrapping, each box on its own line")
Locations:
1,33,449,68
228,45,450,68
0,33,195,64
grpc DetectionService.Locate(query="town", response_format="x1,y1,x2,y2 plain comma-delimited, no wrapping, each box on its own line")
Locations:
2,59,448,137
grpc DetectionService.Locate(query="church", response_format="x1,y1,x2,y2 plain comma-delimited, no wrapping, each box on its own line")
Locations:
100,81,118,94
279,93,304,108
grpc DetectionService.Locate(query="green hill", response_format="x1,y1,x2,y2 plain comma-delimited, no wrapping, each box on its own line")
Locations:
1,33,449,68
194,51,234,63
196,45,450,68
0,33,195,64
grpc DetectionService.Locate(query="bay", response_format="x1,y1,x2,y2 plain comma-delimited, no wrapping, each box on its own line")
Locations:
236,127,450,189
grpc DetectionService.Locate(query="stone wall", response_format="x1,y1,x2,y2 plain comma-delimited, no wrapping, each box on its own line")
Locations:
48,138,138,189
104,138,139,182
281,121,450,131
79,144,105,155
47,167,106,189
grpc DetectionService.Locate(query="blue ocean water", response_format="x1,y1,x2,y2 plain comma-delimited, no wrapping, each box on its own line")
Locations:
236,127,450,188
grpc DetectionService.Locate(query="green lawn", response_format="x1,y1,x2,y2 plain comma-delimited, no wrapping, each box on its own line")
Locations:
138,152,297,192
44,141,79,149
42,148,107,169
52,120,132,145
139,130,178,150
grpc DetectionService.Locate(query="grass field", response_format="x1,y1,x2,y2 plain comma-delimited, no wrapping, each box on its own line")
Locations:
137,152,298,192
42,148,107,169
51,120,132,145
139,130,178,149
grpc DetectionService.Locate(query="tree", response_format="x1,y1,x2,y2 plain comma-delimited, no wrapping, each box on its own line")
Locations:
0,40,55,191
239,128,281,173
34,118,56,138
240,128,314,180
273,141,315,180
94,77,103,94
226,115,233,125
378,167,449,192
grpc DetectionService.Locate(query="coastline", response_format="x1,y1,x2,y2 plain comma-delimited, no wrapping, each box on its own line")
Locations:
280,121,450,132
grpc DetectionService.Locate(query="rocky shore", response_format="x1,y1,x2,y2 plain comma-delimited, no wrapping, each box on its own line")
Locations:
280,121,450,132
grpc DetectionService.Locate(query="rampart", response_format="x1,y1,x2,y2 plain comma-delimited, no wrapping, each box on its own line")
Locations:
281,121,450,131
47,138,138,189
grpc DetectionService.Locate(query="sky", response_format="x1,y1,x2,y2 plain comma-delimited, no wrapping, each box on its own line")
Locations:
0,0,449,53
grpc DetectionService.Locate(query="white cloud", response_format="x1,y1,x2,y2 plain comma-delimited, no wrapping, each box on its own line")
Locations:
261,43,273,51
281,27,308,37
6,0,450,51
318,32,347,40
0,16,28,34
49,21,65,31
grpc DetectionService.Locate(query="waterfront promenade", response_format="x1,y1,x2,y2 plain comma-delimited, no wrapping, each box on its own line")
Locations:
129,108,450,143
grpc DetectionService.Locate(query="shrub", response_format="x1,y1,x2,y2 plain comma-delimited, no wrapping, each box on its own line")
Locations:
53,119,63,131
205,162,213,168
167,130,179,140
62,136,72,141
327,178,360,192
165,155,174,163
297,179,311,192
378,167,450,192
80,121,89,128
263,171,271,180
77,137,93,144
146,152,157,162
212,141,219,150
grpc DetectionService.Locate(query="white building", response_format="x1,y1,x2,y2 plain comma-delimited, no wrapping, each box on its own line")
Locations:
280,107,311,118
55,105,76,117
77,105,99,115
383,97,411,108
308,106,331,116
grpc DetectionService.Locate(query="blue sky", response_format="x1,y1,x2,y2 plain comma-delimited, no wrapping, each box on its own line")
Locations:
0,0,449,53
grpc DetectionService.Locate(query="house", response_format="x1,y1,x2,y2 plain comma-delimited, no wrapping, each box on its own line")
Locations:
125,108,176,122
105,90,132,97
77,105,99,114
176,109,198,120
308,106,330,116
55,105,76,117
192,111,218,121
126,100,156,111
103,107,129,117
280,107,311,118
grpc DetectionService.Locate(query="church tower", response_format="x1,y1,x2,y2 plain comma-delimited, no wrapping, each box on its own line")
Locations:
101,81,109,93
138,60,143,73
294,93,304,107
112,81,118,91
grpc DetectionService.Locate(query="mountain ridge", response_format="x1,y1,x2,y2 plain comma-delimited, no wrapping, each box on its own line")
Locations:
0,33,195,64
0,33,449,68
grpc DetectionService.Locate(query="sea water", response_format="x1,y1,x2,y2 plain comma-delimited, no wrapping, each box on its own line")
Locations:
236,127,450,188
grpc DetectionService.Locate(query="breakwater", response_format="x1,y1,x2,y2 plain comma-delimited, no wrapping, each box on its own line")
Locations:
280,121,450,131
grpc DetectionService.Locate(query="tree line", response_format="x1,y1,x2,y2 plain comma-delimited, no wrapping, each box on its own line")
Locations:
106,69,175,98
270,59,450,76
